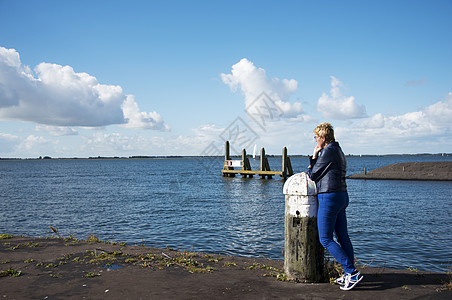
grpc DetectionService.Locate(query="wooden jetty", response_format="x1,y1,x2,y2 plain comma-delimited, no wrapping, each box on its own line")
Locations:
221,141,294,179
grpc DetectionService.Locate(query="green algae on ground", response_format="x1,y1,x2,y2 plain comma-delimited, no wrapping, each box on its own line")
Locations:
84,272,101,278
0,234,14,240
0,268,22,277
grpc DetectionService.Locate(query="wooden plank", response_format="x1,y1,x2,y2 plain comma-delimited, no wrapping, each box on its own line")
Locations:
221,169,283,176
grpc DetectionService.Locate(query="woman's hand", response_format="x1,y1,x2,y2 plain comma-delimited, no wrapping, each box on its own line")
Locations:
312,144,323,159
312,135,326,159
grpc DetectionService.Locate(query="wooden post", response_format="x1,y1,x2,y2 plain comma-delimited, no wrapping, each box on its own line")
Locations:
282,146,294,179
223,141,234,177
265,160,272,179
225,140,230,161
242,149,246,172
260,147,271,179
243,149,253,178
241,149,249,178
287,156,293,177
282,147,287,179
283,173,324,283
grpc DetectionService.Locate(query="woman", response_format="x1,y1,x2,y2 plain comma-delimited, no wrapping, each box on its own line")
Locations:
306,123,363,291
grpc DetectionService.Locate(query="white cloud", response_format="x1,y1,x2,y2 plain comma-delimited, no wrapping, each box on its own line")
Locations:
355,92,452,137
121,96,170,131
423,92,452,127
221,58,303,117
0,47,168,130
81,124,222,157
35,125,78,136
335,91,452,154
316,76,367,120
358,113,385,129
9,134,57,157
83,132,138,154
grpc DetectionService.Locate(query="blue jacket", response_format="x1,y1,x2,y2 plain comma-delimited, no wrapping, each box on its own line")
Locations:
306,141,347,194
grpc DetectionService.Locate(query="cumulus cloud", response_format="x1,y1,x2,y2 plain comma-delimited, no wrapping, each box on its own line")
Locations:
121,96,170,131
423,92,452,127
35,125,78,136
357,92,452,136
358,113,385,129
0,47,168,130
221,58,303,117
317,76,367,120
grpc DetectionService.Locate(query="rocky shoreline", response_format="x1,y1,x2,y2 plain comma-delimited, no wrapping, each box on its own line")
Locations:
347,161,452,181
1,235,451,299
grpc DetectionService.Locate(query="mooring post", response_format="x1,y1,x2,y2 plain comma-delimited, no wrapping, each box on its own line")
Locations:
259,147,272,179
282,147,288,179
241,149,249,178
283,172,324,282
223,141,234,177
281,146,293,179
225,140,230,161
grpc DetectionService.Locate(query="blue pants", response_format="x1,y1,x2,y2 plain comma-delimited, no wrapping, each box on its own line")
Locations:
317,192,355,274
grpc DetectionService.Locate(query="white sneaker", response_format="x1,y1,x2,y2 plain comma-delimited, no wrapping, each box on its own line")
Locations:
340,271,363,291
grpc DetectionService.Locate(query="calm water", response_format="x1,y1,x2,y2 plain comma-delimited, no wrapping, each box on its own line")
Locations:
1,156,451,273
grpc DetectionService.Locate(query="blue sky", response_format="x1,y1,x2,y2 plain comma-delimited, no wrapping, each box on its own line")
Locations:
1,0,451,158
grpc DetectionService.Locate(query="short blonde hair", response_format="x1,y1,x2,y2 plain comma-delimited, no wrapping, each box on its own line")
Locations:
314,122,335,144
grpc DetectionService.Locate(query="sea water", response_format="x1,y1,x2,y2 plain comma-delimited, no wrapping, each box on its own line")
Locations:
0,155,451,273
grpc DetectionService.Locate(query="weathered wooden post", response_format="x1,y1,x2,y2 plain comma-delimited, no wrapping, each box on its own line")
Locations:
223,141,234,177
241,149,247,178
241,149,252,178
225,140,230,161
283,172,324,282
281,146,293,179
282,147,287,179
260,147,265,179
260,147,271,179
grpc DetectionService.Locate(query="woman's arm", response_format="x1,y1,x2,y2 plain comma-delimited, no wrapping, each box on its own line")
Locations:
307,148,333,182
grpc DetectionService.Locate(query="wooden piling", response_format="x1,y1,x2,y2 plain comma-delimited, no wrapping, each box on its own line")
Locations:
222,141,235,177
241,149,253,178
260,148,272,179
225,140,230,161
282,147,294,179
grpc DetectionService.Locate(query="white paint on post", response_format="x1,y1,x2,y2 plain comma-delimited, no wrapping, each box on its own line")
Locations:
283,172,318,218
283,172,317,196
286,195,318,217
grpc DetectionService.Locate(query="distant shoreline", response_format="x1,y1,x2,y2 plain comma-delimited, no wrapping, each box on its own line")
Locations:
348,161,452,181
1,153,451,161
